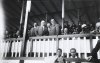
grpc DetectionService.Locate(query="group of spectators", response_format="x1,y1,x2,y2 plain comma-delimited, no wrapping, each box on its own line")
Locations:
28,19,61,37
5,18,100,38
28,19,96,37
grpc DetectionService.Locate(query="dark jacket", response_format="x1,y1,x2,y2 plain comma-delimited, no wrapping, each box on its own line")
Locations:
50,24,61,35
36,26,49,36
90,39,100,63
54,56,66,63
29,27,37,37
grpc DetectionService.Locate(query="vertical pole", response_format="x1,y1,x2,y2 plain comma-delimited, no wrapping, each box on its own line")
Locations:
21,0,31,57
20,1,24,25
62,0,65,33
18,1,25,37
30,39,33,57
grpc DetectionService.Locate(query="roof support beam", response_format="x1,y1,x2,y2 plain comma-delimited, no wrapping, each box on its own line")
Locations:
82,1,91,23
65,6,74,23
31,2,44,21
32,2,43,14
40,0,59,24
49,0,62,20
6,23,17,31
94,0,100,20
5,0,21,17
50,0,66,22
66,12,74,23
70,0,79,18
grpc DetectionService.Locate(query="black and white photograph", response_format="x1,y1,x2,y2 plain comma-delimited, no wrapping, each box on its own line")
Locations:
0,0,100,63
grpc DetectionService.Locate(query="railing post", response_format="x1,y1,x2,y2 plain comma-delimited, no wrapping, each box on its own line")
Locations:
56,36,59,52
84,37,87,59
19,40,22,57
90,35,93,52
11,41,14,57
47,39,49,57
34,39,37,57
15,40,18,57
42,39,45,57
4,41,7,57
67,37,69,58
29,39,33,57
38,39,41,57
77,37,81,58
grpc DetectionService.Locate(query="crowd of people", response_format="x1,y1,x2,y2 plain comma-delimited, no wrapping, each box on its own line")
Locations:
4,18,100,38
53,48,99,63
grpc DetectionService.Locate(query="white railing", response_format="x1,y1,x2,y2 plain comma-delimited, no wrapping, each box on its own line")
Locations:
2,58,94,63
3,38,23,57
28,36,58,57
3,34,100,59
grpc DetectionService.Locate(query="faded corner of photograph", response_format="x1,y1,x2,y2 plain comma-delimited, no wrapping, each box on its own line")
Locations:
0,0,5,63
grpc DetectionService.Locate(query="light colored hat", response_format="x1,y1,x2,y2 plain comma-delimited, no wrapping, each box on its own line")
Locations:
96,22,100,28
81,24,86,28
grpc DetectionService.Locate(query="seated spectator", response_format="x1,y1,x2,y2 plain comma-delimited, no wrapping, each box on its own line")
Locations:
96,21,100,33
80,24,87,34
4,30,9,38
47,23,52,35
70,23,76,34
77,21,82,34
15,30,20,38
64,21,70,34
15,29,23,38
11,31,16,38
54,48,66,63
69,48,78,58
36,20,49,36
90,29,96,34
64,28,68,35
89,24,96,34
50,19,61,35
72,28,78,34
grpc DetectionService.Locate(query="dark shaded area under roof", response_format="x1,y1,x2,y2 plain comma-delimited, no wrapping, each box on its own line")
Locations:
2,0,100,32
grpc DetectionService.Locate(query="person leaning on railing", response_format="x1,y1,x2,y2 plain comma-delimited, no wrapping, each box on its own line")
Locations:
36,20,49,36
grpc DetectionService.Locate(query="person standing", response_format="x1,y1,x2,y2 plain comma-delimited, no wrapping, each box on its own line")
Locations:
36,20,49,36
50,19,61,35
29,23,37,37
47,23,52,35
